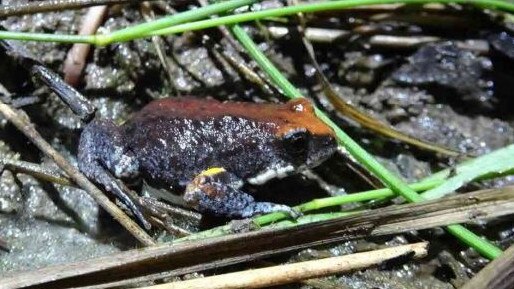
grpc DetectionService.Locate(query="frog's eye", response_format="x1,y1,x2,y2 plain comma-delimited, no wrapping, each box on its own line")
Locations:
283,128,309,161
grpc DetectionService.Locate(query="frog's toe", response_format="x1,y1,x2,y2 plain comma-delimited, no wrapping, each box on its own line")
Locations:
241,202,301,219
285,207,302,219
138,196,201,236
264,204,301,219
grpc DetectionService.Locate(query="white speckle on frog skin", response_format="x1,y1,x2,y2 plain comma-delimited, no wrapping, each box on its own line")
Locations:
112,153,139,178
247,165,295,185
293,103,304,112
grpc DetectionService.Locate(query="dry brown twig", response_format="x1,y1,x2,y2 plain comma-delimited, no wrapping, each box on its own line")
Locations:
369,35,441,48
0,157,72,186
139,1,179,93
297,22,461,157
139,242,428,289
0,0,156,18
267,26,350,43
196,0,276,95
63,5,108,86
0,237,11,252
0,98,155,246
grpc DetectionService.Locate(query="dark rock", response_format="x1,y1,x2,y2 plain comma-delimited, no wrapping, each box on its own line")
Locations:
338,52,393,88
392,42,494,110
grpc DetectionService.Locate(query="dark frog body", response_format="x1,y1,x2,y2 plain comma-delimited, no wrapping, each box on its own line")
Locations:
78,97,337,223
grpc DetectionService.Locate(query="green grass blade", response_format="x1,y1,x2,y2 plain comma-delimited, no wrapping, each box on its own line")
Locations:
447,225,502,259
0,0,257,44
0,30,95,44
255,144,514,226
422,144,514,200
98,0,257,45
253,178,444,225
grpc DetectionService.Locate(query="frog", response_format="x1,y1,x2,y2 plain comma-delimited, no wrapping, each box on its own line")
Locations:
77,97,337,227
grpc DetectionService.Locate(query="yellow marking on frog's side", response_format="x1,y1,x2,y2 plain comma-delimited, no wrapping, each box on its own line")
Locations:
200,167,226,177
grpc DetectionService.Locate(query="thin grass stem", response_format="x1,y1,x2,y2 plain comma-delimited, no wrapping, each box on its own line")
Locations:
0,30,94,44
253,178,444,226
98,0,257,44
0,0,257,44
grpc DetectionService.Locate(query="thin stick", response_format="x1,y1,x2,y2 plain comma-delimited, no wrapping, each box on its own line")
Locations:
0,0,153,18
369,35,440,48
0,101,155,246
0,158,72,186
139,2,178,92
196,0,275,94
140,242,428,289
267,26,350,43
63,5,108,86
461,244,514,289
0,237,11,252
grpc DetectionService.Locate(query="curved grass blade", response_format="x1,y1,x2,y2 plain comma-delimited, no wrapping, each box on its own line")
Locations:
298,24,461,157
422,144,514,200
324,92,462,156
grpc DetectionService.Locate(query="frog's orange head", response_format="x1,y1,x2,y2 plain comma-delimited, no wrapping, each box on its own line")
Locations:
272,98,334,137
272,98,337,169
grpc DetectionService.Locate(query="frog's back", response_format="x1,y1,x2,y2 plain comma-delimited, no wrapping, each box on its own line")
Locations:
122,98,281,187
126,97,333,135
122,97,336,189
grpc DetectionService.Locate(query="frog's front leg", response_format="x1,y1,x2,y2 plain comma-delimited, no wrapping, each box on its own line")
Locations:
184,168,299,218
83,161,150,229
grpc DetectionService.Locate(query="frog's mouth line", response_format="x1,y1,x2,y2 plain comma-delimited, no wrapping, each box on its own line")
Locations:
246,146,335,186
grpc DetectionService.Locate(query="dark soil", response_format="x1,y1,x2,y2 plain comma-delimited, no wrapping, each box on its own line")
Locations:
0,1,513,288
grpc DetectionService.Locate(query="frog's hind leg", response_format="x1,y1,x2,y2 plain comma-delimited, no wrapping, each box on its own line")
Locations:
184,168,299,219
80,160,150,229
